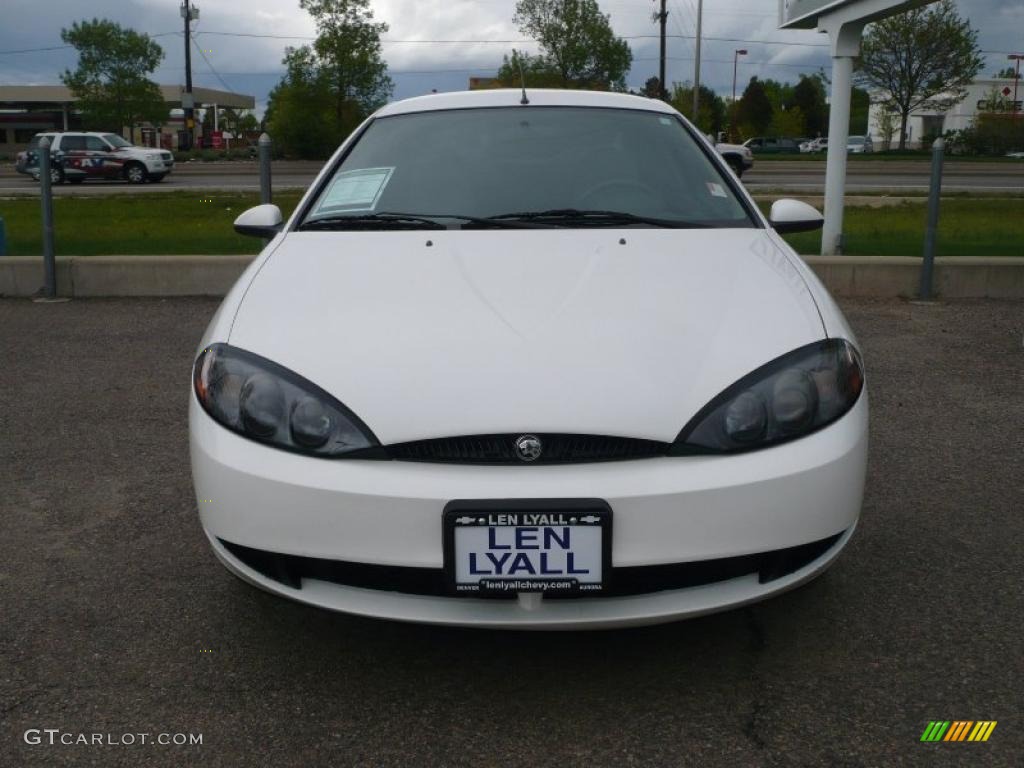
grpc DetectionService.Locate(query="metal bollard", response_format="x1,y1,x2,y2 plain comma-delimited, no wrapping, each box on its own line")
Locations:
39,136,57,298
918,137,945,300
258,133,272,205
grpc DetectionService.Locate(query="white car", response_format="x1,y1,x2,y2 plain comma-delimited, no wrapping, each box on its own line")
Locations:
847,135,874,154
191,89,868,629
714,141,754,178
16,131,174,184
800,137,827,154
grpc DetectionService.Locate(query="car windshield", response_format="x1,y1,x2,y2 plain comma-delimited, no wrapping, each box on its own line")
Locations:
302,106,755,229
849,137,864,145
103,134,133,148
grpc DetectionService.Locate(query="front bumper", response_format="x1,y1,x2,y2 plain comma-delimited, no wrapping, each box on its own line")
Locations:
190,393,868,628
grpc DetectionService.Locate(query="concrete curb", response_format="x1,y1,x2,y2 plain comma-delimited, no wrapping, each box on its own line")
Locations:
2,254,1023,299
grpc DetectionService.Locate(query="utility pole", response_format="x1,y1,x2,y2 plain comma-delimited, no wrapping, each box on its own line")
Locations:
654,0,668,100
1010,54,1023,123
692,0,703,121
181,1,199,150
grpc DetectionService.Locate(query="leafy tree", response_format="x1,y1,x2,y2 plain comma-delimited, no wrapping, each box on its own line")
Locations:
994,66,1017,79
850,86,870,135
496,50,572,89
735,77,773,136
60,19,167,138
508,0,632,89
640,76,662,99
267,0,392,158
791,74,828,136
857,0,983,149
768,106,806,139
669,83,725,135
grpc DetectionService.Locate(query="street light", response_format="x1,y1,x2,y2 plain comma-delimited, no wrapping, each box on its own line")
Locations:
732,49,748,102
1009,54,1023,123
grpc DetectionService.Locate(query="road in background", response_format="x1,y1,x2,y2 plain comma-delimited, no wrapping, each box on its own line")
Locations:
1,159,1023,196
1,297,1022,767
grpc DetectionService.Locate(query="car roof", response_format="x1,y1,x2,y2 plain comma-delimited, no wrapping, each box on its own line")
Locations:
375,88,678,118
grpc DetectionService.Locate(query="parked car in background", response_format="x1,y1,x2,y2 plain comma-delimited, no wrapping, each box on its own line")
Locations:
847,135,873,154
800,138,828,154
714,141,754,178
743,137,801,154
15,131,174,184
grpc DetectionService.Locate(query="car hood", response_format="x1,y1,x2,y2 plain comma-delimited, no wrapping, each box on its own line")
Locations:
228,229,825,444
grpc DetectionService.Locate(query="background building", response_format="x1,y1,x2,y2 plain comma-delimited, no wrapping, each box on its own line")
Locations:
867,77,1022,149
0,84,254,151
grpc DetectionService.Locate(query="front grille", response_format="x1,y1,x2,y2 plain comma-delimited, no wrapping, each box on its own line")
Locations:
386,434,670,465
220,533,844,599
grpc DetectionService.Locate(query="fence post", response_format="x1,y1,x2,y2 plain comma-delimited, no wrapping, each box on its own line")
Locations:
39,137,57,298
918,137,945,300
258,133,272,206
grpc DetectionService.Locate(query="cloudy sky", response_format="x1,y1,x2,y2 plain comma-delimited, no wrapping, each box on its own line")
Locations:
1,0,1021,115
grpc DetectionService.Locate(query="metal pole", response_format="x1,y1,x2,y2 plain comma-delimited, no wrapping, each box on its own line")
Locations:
183,0,195,150
656,0,667,100
39,137,56,298
732,49,746,102
258,133,272,205
1012,56,1021,123
692,0,703,120
918,137,945,300
821,54,854,256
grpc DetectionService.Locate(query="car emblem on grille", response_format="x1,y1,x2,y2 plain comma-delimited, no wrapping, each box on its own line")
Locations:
514,434,543,462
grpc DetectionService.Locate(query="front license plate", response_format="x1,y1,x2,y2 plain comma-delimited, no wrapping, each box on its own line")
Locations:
443,500,612,596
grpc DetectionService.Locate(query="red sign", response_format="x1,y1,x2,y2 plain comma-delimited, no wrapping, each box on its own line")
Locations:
1004,87,1013,97
211,131,224,150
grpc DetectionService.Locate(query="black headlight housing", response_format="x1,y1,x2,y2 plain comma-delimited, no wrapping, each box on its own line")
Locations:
671,339,864,455
193,343,383,458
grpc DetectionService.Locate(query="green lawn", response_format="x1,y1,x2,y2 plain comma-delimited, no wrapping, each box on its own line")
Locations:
1,192,1021,257
768,199,1024,257
0,192,303,256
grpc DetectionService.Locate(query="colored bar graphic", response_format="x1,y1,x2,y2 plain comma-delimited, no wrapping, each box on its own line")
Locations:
921,721,950,742
921,720,996,743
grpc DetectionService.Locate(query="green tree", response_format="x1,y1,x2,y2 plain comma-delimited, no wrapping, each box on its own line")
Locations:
791,74,828,136
850,86,870,135
857,0,983,150
60,19,167,138
267,0,392,158
496,50,572,89
769,106,806,139
669,83,725,135
994,66,1017,79
735,77,773,136
508,0,632,89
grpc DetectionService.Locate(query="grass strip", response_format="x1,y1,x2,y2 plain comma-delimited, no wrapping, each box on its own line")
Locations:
1,192,1021,258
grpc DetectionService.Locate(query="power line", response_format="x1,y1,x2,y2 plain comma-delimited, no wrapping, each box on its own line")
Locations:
191,34,237,93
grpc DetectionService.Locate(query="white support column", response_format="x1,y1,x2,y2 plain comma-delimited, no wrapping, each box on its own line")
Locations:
819,18,865,256
62,104,69,131
213,103,219,132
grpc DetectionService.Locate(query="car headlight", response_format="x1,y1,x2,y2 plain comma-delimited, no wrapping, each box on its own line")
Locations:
671,339,864,454
193,343,381,457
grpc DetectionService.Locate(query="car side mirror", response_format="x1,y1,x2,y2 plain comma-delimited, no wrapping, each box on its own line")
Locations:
234,204,284,238
768,199,824,234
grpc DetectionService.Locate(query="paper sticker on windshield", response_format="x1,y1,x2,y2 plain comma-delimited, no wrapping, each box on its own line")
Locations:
316,167,394,214
706,181,727,198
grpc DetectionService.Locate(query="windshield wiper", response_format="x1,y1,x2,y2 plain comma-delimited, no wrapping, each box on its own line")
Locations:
298,212,534,231
485,209,712,228
298,213,448,231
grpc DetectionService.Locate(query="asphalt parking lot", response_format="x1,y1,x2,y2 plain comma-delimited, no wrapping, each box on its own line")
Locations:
1,297,1022,767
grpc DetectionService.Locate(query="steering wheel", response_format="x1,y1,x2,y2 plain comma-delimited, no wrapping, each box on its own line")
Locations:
576,179,662,208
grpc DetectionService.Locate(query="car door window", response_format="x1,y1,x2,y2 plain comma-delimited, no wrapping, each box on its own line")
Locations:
62,136,86,152
85,137,110,152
